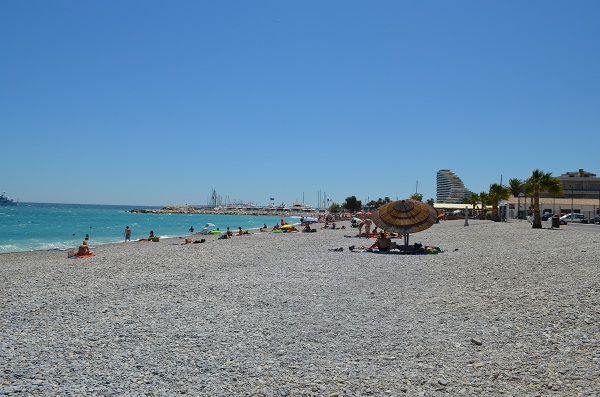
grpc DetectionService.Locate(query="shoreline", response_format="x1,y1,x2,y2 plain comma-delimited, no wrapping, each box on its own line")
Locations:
2,220,599,395
128,205,329,217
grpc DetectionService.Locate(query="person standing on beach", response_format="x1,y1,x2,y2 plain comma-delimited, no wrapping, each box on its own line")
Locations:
124,226,131,242
364,218,373,238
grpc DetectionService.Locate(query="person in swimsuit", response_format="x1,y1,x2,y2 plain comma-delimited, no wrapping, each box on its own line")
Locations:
357,220,365,238
371,231,392,252
364,218,373,238
124,226,131,242
77,240,92,256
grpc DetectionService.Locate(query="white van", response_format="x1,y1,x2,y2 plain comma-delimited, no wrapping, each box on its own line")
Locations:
559,213,584,224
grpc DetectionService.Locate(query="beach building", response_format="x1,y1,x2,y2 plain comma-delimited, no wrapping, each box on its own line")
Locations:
548,169,600,199
505,168,600,219
436,169,472,203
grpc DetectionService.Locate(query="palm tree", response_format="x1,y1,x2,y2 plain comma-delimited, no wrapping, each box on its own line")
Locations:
508,178,524,219
478,191,489,220
488,183,511,222
464,193,480,218
524,169,563,229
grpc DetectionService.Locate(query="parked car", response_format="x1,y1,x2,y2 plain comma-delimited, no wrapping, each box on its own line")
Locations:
559,213,585,225
593,216,600,224
541,213,554,221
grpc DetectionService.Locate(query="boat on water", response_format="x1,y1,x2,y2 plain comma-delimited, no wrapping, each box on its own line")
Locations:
0,191,17,206
290,201,316,212
277,202,290,211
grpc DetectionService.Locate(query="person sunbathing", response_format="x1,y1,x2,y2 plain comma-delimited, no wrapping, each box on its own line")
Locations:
371,232,392,252
77,241,92,256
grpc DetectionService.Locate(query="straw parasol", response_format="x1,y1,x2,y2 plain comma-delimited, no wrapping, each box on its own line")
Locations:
371,199,438,247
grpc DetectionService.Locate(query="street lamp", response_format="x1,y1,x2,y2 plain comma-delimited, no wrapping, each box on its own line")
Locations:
571,185,574,216
518,192,525,220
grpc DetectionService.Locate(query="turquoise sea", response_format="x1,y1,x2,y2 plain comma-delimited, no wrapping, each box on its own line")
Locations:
0,203,296,254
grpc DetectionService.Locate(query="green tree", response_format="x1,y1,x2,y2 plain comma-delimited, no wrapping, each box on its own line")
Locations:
524,169,563,229
508,178,524,219
426,198,435,206
366,197,392,209
488,183,511,222
464,192,480,218
328,202,341,213
410,193,423,202
479,192,490,220
342,196,362,213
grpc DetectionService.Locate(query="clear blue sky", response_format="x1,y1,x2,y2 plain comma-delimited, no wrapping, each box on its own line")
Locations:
1,1,599,207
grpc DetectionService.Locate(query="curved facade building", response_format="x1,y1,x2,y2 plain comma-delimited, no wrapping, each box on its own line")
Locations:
437,169,471,203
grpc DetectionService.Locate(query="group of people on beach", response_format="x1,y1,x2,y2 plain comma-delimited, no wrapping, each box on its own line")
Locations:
357,218,373,238
124,226,159,242
74,216,441,258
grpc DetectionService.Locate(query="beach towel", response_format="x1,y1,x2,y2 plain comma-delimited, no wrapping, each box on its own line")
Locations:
68,253,95,259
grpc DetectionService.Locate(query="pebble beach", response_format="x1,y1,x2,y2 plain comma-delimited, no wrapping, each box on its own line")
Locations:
1,220,599,396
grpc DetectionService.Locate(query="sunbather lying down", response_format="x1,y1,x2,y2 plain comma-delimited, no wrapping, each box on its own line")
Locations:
348,241,443,254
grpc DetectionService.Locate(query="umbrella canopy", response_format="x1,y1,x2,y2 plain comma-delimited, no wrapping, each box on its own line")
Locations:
371,199,438,247
351,217,362,223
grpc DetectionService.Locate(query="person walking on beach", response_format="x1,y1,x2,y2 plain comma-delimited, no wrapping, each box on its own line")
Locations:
124,226,131,242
